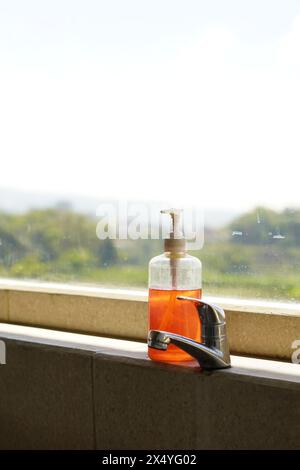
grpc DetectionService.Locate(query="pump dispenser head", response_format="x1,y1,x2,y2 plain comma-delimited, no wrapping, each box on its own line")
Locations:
161,208,186,253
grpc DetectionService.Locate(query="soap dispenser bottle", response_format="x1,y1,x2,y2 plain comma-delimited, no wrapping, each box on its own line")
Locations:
148,209,202,362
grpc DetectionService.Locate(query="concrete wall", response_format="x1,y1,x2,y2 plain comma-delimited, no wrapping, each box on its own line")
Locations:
0,327,299,449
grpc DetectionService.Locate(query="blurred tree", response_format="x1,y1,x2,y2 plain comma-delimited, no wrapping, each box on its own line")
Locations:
99,239,118,266
229,207,288,245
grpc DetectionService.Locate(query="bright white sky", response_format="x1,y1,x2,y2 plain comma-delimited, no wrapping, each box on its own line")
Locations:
0,0,300,210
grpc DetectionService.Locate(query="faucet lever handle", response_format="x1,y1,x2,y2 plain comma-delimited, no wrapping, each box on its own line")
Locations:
177,296,229,358
176,296,226,326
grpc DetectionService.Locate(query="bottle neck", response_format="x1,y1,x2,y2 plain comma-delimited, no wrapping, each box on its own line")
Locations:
164,237,186,253
164,250,187,257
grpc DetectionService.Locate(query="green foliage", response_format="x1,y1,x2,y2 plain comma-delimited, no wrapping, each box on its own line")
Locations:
57,249,93,272
229,206,300,246
0,208,118,273
10,255,48,278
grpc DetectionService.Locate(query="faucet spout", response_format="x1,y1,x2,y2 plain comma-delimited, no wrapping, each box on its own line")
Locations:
148,298,231,370
148,330,230,369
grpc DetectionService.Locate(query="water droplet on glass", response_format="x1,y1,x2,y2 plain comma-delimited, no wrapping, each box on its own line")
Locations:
272,234,285,239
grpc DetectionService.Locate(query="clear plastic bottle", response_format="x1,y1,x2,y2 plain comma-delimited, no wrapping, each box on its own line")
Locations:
148,209,202,362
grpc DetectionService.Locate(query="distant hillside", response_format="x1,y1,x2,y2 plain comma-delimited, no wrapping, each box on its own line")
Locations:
0,187,239,228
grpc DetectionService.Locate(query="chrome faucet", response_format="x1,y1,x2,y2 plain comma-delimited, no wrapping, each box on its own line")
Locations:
148,297,231,370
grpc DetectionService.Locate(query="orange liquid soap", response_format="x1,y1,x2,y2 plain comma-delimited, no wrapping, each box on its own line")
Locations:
148,209,202,364
148,288,202,362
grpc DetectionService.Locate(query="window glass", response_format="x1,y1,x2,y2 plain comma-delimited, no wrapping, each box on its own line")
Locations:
1,1,300,302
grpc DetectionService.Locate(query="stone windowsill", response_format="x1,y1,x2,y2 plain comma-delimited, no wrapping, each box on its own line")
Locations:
1,323,300,389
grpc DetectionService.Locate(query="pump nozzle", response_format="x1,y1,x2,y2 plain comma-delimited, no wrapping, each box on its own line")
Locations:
161,208,183,239
161,208,186,254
